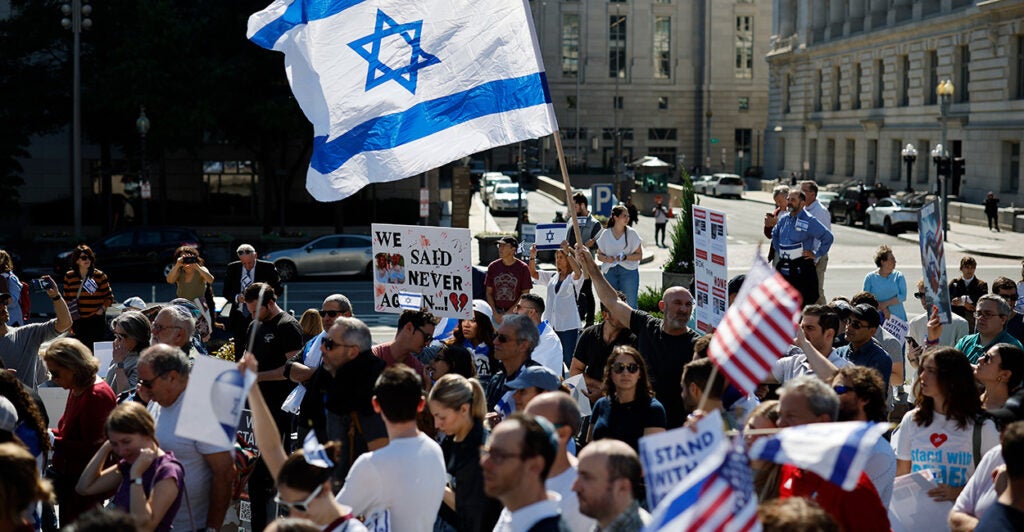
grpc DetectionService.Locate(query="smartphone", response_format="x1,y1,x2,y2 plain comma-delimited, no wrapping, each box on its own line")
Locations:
29,278,53,293
906,336,919,348
182,256,199,264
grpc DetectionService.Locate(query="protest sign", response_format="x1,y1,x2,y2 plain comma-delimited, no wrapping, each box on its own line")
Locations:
638,409,727,508
883,315,909,345
37,387,70,429
173,356,256,449
692,206,729,332
372,224,473,319
889,470,952,532
917,200,953,324
519,223,536,260
93,341,113,377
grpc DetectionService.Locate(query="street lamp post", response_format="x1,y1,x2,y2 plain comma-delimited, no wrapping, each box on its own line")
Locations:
136,106,150,226
60,0,92,238
937,79,955,240
901,143,918,193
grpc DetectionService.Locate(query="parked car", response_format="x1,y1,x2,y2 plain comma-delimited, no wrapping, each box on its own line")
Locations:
827,185,892,226
481,173,511,203
865,198,921,235
817,191,838,210
262,234,373,281
489,184,529,215
708,174,744,198
54,227,203,280
692,175,715,194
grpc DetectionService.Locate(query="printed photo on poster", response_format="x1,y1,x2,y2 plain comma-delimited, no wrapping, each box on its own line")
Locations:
917,200,953,323
692,206,729,332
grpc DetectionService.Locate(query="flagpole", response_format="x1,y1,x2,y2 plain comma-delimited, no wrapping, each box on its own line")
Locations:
695,364,719,414
552,131,584,246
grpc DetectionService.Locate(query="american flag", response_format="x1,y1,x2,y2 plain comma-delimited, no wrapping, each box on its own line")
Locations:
707,252,801,394
646,436,761,532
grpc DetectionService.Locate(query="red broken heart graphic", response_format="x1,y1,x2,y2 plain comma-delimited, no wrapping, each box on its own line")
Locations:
930,433,948,448
449,293,469,313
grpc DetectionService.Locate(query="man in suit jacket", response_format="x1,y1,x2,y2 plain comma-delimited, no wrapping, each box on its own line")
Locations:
223,243,282,354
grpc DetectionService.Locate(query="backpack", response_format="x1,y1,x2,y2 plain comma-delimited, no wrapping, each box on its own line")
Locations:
19,281,30,319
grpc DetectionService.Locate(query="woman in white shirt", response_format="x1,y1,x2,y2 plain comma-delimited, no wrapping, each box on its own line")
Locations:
595,205,643,308
528,243,583,369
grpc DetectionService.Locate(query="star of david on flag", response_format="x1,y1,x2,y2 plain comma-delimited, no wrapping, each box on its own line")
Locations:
398,291,423,311
247,0,557,201
535,223,567,251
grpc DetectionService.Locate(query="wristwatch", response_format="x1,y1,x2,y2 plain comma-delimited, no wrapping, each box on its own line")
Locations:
131,477,144,486
116,362,125,369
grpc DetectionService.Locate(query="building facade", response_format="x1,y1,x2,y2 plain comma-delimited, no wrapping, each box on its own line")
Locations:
531,0,774,177
765,0,1024,203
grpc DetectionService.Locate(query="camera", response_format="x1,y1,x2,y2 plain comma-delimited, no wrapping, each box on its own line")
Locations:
182,256,199,264
29,278,53,292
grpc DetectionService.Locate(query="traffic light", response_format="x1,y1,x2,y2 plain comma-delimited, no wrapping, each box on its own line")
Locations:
952,157,965,177
936,158,950,177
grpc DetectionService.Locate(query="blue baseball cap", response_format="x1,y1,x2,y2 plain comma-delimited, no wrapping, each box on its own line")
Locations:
505,366,561,391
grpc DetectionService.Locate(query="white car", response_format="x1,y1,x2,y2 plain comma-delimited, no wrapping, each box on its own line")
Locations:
481,173,511,203
865,198,920,235
489,184,529,215
817,191,838,210
692,175,715,194
707,174,744,198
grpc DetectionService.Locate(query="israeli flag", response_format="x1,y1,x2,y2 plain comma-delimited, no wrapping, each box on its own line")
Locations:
534,223,567,251
247,0,557,201
748,421,890,491
302,430,334,469
398,291,423,311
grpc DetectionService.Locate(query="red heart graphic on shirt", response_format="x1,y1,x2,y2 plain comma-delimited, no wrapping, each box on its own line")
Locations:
930,433,948,448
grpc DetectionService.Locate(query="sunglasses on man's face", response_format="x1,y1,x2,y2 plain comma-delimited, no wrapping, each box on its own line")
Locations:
493,333,515,343
318,309,342,318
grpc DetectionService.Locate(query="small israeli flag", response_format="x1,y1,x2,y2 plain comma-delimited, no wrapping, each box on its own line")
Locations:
302,431,334,469
495,390,515,418
398,291,423,311
535,223,567,251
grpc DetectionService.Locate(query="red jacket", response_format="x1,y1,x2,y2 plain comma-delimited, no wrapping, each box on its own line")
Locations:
779,465,890,532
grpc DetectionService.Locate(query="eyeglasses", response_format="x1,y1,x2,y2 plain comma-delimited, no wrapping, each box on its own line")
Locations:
77,256,93,262
913,292,925,299
493,333,515,343
237,250,254,256
479,445,523,464
833,385,853,395
274,483,323,513
979,352,996,364
998,293,1018,302
975,311,1003,319
150,323,182,333
138,372,167,389
321,337,357,351
415,326,433,340
611,362,640,374
318,309,342,318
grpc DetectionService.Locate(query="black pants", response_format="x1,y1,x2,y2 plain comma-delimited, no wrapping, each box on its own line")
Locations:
655,223,667,245
777,257,819,309
72,313,108,352
579,279,596,327
248,408,292,531
988,214,999,230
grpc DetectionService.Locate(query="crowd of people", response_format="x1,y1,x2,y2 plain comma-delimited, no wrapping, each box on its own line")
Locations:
0,192,1023,531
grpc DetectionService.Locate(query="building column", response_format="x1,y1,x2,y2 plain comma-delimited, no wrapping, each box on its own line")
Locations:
867,0,887,30
811,0,827,42
779,0,797,38
828,0,846,39
847,0,865,33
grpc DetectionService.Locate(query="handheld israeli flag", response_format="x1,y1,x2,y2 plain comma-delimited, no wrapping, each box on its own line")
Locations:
247,0,558,201
398,291,423,310
747,421,890,491
302,430,335,469
534,223,568,251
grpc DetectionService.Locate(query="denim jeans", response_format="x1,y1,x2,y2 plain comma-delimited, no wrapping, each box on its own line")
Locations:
606,265,640,308
556,328,579,370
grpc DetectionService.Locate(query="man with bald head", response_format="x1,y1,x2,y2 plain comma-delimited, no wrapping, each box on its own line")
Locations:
524,391,595,531
576,245,698,428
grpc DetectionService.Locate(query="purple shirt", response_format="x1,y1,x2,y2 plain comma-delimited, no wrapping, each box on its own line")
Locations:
113,452,185,532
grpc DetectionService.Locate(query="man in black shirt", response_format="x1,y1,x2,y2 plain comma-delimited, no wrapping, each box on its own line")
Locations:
569,291,637,404
576,245,698,428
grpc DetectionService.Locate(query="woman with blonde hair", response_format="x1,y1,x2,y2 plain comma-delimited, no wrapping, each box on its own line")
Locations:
76,402,184,532
298,309,323,344
42,338,116,525
0,442,54,532
427,374,502,531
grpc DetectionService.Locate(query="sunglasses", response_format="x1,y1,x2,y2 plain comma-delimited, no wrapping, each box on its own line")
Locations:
274,483,323,513
979,352,996,364
138,372,167,389
845,320,871,330
321,337,357,351
493,333,515,343
612,362,640,374
318,309,342,318
833,385,852,395
913,292,925,299
237,250,254,256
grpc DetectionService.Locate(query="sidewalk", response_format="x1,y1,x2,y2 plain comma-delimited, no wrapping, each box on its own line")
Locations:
743,189,1024,260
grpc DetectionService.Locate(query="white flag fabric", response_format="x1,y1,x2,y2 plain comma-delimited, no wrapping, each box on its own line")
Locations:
247,0,557,201
302,430,335,469
747,421,890,491
398,291,423,311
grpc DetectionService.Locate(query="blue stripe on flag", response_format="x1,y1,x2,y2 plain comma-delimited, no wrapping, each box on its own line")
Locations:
759,435,782,462
828,422,869,487
250,0,369,49
310,73,551,175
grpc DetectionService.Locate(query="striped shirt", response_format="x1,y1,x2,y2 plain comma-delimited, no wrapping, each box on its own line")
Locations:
63,269,114,318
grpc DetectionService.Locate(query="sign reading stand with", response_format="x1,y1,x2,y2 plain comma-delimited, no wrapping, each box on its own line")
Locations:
372,223,473,319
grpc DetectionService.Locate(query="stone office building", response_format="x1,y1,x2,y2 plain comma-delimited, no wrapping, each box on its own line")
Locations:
765,0,1024,202
529,0,773,177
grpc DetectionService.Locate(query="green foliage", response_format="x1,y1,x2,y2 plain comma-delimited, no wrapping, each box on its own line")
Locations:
637,285,663,318
664,167,697,274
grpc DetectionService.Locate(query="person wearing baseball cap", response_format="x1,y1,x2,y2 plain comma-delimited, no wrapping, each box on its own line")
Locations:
484,235,532,324
834,303,893,385
0,275,72,389
505,365,562,413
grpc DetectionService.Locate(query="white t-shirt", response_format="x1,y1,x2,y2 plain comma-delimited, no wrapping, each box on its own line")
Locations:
596,227,642,272
545,465,595,532
891,409,999,487
952,444,1004,520
536,269,583,333
149,393,234,531
336,432,446,532
533,323,565,377
771,347,850,383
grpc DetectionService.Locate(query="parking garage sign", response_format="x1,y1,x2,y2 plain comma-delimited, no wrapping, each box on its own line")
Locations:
591,184,615,217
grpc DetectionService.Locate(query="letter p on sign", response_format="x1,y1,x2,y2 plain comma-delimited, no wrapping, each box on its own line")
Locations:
591,184,615,217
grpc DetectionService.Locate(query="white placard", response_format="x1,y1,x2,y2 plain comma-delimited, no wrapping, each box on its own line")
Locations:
173,356,256,448
888,470,952,532
37,387,70,429
692,206,729,332
638,409,726,508
882,315,909,345
93,341,114,376
371,224,473,319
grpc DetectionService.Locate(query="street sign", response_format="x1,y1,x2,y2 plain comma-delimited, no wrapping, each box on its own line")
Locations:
591,184,615,217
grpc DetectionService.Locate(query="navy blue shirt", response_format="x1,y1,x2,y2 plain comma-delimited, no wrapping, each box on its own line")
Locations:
836,338,893,384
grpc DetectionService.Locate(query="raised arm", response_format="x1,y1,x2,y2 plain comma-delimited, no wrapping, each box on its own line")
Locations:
574,243,633,328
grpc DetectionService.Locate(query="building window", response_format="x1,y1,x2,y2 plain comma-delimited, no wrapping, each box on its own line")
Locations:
833,67,842,111
1015,36,1024,100
562,128,588,140
567,96,577,109
602,128,633,140
609,16,627,78
875,60,885,108
956,45,970,103
653,16,671,79
813,69,823,112
648,128,678,141
845,139,855,176
561,14,580,77
735,16,753,79
738,97,750,111
826,138,836,174
899,55,910,107
891,140,903,182
613,96,623,109
1010,142,1021,192
658,97,669,109
926,50,938,105
852,63,861,110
